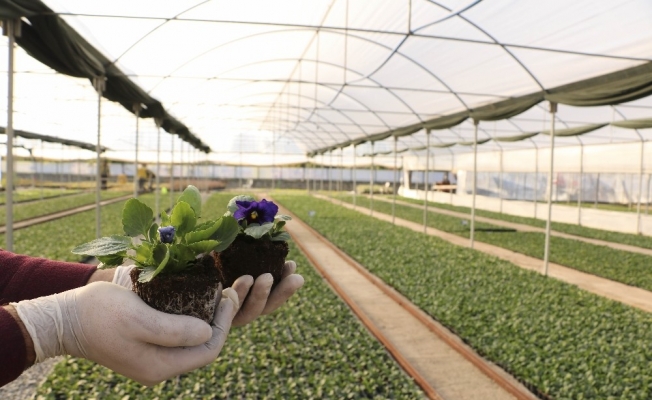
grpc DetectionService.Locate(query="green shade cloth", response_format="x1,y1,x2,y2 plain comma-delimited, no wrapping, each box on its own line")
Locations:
540,123,607,137
0,0,210,153
422,112,469,130
492,132,540,142
457,138,492,146
611,118,652,129
0,127,109,152
390,124,423,138
469,93,543,121
545,62,652,106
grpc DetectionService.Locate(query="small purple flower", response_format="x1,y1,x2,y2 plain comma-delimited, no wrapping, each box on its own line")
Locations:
234,199,278,224
158,226,176,243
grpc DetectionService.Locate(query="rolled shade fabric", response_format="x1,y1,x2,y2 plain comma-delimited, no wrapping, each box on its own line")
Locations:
457,138,492,146
492,132,540,142
469,93,544,121
611,118,652,129
0,127,109,152
540,123,607,137
545,62,652,106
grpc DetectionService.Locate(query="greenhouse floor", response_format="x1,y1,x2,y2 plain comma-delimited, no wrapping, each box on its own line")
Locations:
373,195,652,257
316,194,652,313
275,198,536,400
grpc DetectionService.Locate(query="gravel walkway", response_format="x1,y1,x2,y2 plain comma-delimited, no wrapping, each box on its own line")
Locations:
0,357,62,400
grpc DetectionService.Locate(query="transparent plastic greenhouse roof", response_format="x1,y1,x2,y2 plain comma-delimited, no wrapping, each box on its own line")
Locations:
1,0,651,164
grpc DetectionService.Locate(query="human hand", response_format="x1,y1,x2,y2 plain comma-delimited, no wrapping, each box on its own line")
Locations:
12,282,239,386
111,265,136,289
230,260,304,327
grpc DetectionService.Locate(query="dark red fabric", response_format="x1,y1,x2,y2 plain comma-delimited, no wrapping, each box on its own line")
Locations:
0,250,96,304
0,306,26,387
0,250,96,387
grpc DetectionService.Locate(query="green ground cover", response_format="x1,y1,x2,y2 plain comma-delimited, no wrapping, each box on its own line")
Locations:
2,194,157,262
335,194,652,292
0,191,129,226
0,188,81,204
388,194,652,250
274,193,652,399
35,192,424,400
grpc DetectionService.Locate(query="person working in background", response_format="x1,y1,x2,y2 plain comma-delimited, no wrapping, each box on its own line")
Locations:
100,159,110,190
0,250,304,387
137,163,155,192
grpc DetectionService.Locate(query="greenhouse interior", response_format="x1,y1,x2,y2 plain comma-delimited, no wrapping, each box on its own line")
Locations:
0,0,651,399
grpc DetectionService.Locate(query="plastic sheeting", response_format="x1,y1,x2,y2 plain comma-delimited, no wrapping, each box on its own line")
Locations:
0,0,651,164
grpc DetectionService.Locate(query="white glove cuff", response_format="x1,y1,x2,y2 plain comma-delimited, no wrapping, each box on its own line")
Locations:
112,265,135,289
11,295,65,364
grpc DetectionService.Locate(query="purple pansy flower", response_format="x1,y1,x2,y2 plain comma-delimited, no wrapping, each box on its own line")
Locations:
234,199,278,224
158,226,176,243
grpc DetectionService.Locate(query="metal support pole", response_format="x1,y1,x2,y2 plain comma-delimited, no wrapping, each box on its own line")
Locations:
543,102,557,276
306,157,311,193
340,147,344,196
647,173,651,215
3,19,19,251
636,135,645,234
370,141,375,216
577,139,584,225
424,129,431,232
133,104,141,198
393,136,398,225
272,130,276,190
499,146,504,213
470,120,479,249
170,134,175,210
329,151,333,192
595,173,600,207
39,140,44,200
155,119,161,221
93,76,105,239
353,145,357,207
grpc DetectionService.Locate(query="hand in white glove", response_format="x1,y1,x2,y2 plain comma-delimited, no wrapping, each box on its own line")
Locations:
12,282,239,386
111,265,136,289
109,260,303,328
231,260,304,327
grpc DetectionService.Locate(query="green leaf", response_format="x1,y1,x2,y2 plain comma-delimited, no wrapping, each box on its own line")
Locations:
169,243,196,271
148,223,159,243
71,236,132,256
177,185,202,218
122,199,154,237
188,240,220,253
271,231,291,242
226,195,255,216
244,222,274,239
134,242,153,264
160,210,171,226
210,216,240,252
97,252,126,267
138,244,170,282
186,218,221,244
170,201,197,237
273,220,286,232
137,267,157,283
275,214,292,221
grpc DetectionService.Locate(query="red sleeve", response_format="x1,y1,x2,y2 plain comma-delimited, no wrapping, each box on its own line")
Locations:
0,250,96,304
0,251,96,387
0,307,26,387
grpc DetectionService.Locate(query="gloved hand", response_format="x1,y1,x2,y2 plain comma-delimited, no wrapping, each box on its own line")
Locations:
231,260,304,327
110,260,303,328
111,265,135,289
11,281,239,386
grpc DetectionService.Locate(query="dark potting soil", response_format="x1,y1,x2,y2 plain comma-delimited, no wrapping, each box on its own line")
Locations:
130,256,221,323
213,234,289,289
